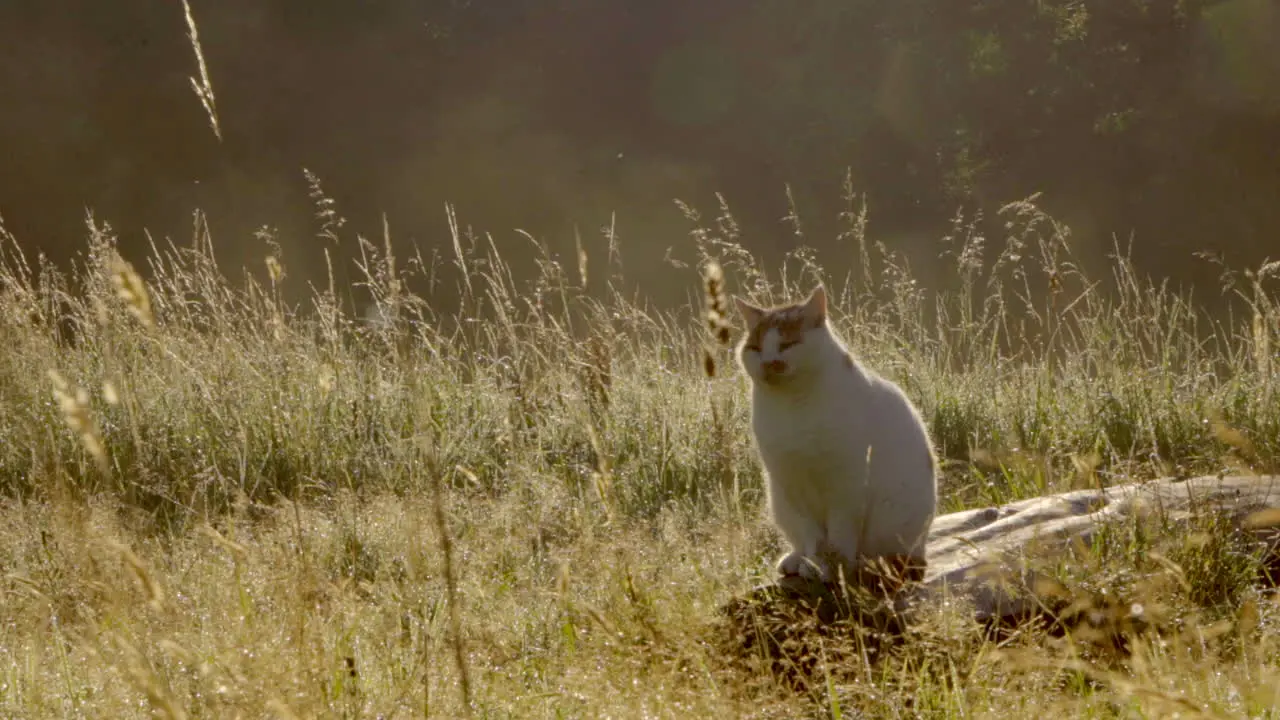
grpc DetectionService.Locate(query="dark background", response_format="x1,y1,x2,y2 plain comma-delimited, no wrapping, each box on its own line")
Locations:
2,0,1278,306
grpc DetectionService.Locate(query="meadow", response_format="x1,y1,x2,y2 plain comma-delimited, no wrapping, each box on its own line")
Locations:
0,188,1278,718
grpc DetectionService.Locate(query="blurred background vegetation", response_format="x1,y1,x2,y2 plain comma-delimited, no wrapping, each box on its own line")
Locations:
2,0,1277,306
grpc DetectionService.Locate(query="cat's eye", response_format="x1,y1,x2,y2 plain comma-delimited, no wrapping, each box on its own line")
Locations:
779,340,800,351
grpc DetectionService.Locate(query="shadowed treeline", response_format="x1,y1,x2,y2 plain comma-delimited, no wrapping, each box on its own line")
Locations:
2,0,1278,308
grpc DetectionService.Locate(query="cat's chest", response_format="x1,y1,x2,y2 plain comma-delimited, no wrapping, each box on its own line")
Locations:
751,399,858,467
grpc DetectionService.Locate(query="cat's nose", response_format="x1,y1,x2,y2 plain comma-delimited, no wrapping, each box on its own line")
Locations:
763,360,787,374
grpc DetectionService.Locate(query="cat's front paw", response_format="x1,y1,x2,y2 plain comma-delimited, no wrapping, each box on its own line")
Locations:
777,551,827,580
776,551,805,576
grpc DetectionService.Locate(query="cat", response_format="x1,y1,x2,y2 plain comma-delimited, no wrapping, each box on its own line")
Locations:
735,285,937,591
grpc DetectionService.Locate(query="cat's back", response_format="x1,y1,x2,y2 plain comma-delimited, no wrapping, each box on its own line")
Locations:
864,369,931,445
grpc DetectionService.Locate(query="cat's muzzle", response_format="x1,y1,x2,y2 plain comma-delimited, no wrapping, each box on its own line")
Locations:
761,360,788,383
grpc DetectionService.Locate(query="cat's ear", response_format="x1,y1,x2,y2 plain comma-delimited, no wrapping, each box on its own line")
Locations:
734,296,765,327
802,285,827,324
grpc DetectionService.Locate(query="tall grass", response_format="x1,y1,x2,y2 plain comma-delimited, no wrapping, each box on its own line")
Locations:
0,186,1277,716
2,190,1275,522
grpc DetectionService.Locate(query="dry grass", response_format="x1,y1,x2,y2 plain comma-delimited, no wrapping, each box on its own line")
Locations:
0,187,1279,717
180,0,220,143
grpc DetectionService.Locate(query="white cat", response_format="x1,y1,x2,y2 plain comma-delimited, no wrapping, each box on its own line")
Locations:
735,285,937,589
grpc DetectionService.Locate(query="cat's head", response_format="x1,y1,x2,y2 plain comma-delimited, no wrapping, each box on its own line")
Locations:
734,285,829,387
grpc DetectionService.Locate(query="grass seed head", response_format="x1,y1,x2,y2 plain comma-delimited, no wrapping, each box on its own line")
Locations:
197,523,248,558
265,254,284,283
182,0,220,143
1242,507,1280,530
317,364,336,394
48,370,109,473
701,259,735,378
109,255,154,328
1209,416,1257,466
111,541,166,611
702,259,733,347
575,231,589,288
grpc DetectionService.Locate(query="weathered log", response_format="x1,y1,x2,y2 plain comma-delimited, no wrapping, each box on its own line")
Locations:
921,474,1280,622
721,475,1280,634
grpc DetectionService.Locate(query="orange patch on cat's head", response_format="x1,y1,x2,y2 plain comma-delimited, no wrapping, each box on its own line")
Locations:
734,286,828,349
